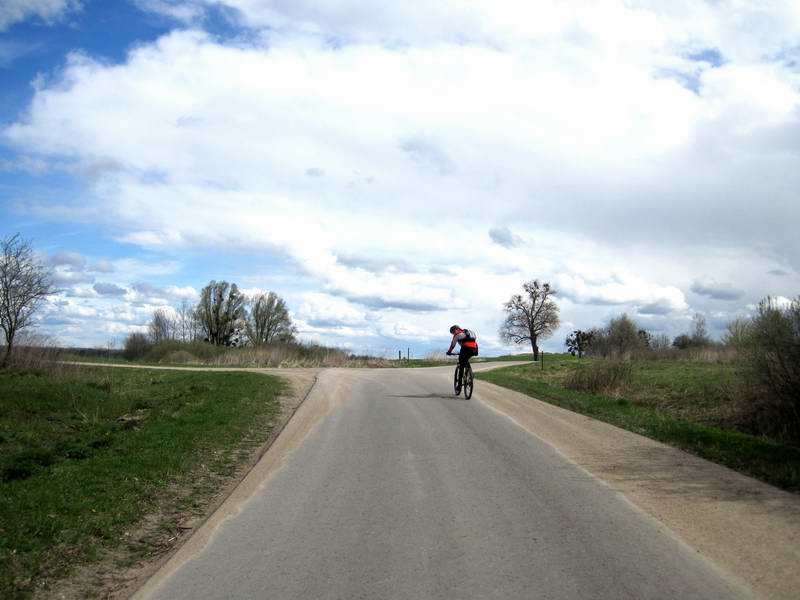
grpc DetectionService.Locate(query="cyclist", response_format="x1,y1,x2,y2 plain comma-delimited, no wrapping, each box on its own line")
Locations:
446,325,479,371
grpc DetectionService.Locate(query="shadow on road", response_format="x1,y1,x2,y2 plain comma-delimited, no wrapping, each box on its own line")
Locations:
387,393,469,401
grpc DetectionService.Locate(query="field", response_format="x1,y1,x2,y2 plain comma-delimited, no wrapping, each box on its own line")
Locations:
478,355,800,492
0,366,284,599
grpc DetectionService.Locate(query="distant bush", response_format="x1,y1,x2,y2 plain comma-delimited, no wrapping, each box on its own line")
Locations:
673,313,711,349
635,345,737,363
586,314,644,359
145,340,225,363
565,360,633,394
734,297,800,442
3,333,65,375
122,332,151,361
160,350,199,365
209,341,351,368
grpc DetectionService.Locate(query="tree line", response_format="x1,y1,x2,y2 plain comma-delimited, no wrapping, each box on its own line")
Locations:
125,280,295,359
564,313,706,359
500,277,798,440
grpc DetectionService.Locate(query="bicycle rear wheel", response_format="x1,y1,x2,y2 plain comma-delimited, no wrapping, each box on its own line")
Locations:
453,365,462,395
463,365,474,399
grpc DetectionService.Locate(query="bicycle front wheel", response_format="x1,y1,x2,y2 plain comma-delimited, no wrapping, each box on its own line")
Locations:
454,365,462,395
463,365,474,399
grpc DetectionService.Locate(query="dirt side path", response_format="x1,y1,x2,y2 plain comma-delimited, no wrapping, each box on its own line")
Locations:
478,381,800,600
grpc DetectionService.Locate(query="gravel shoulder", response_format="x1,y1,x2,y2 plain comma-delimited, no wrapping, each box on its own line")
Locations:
477,379,800,600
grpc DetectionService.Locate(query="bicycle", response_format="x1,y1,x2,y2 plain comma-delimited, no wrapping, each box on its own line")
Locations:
447,352,474,399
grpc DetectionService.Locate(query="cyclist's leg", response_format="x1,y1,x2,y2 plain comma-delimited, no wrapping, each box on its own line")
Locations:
461,347,475,369
455,349,466,386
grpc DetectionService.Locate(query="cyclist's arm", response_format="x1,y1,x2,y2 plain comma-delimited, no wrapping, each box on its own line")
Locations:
447,335,458,354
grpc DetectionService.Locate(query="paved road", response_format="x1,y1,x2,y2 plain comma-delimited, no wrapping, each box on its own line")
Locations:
140,365,748,600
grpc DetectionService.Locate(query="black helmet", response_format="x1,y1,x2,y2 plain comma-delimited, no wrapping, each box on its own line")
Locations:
449,324,460,334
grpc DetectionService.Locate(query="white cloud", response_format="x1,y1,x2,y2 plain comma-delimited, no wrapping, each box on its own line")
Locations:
134,0,205,24
488,226,521,249
163,285,198,300
555,271,687,313
690,279,745,301
93,282,127,296
0,0,80,31
7,1,800,349
296,292,367,327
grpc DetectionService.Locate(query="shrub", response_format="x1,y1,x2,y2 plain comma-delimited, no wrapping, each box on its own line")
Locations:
123,332,151,361
738,297,800,441
3,333,61,373
673,314,711,349
565,360,633,394
723,316,752,348
587,314,644,359
672,334,692,349
145,340,225,363
160,350,199,364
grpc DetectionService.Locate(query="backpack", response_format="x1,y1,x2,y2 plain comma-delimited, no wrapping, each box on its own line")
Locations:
461,328,477,342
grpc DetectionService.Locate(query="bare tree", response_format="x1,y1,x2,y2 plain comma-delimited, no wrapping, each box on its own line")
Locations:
650,333,671,350
0,234,55,368
148,308,175,344
691,312,711,347
246,291,296,346
123,332,151,360
175,299,192,342
195,280,245,346
188,306,204,341
499,279,560,361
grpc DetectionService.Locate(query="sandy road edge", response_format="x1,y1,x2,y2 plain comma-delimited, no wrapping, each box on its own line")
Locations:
103,366,321,599
476,379,800,600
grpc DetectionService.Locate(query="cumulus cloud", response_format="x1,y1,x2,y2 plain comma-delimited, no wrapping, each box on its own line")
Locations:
0,0,80,31
296,292,367,328
163,285,199,300
51,265,94,285
93,282,127,296
50,251,87,270
488,226,521,249
690,280,745,301
133,0,205,24
90,259,115,273
6,1,800,348
555,272,687,313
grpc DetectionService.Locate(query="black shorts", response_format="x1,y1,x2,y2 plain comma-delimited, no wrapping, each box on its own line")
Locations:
459,346,477,367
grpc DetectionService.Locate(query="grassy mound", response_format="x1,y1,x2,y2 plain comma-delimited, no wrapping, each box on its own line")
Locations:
0,366,284,598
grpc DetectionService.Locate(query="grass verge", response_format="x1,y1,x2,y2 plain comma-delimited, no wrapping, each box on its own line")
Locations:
0,366,284,598
478,362,800,493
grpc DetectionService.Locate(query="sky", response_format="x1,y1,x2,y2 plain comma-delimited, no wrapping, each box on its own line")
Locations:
1,0,799,357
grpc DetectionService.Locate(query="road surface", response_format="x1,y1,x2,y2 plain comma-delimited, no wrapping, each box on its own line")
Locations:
136,364,749,599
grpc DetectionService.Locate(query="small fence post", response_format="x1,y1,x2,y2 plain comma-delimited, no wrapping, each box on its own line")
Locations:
541,351,544,371
398,350,402,361
407,347,410,361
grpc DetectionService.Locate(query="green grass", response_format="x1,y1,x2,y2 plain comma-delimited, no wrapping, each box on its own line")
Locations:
480,353,536,362
478,359,800,493
0,366,284,598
